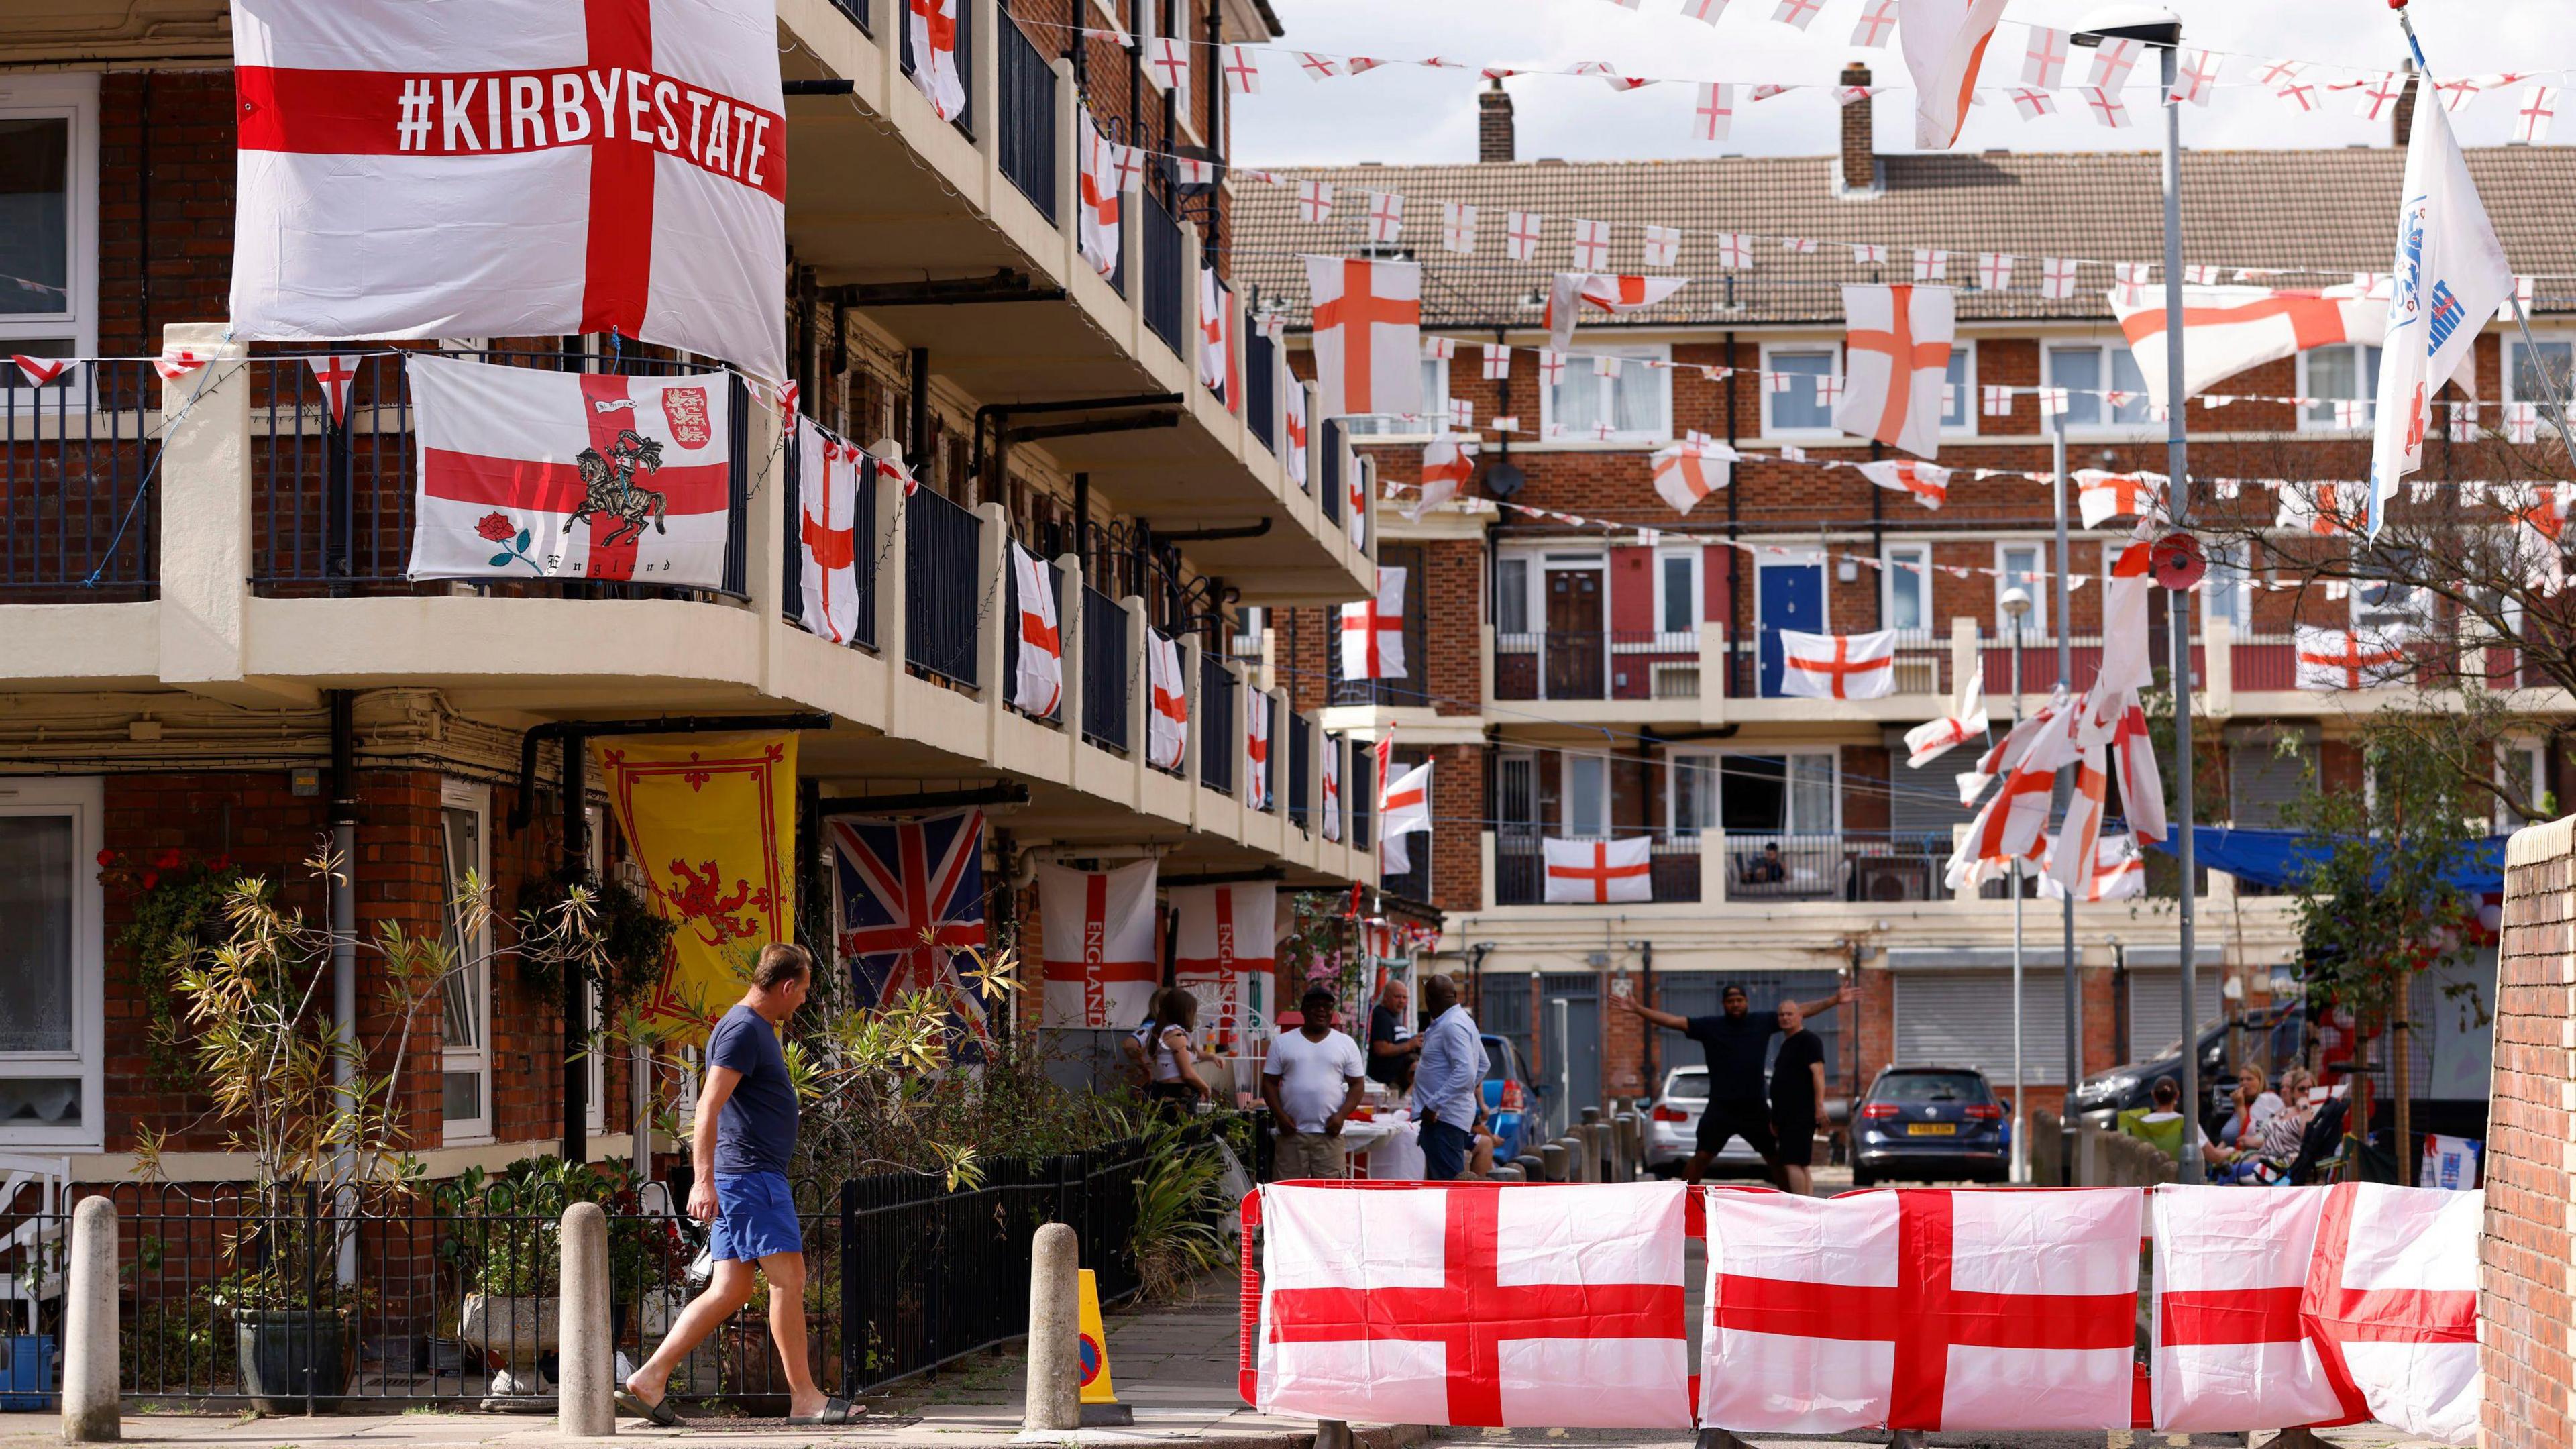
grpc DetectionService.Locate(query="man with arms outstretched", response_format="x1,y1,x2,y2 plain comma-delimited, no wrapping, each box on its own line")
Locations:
1614,980,1851,1186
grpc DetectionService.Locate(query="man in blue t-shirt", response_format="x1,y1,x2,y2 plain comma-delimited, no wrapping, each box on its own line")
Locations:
620,943,856,1425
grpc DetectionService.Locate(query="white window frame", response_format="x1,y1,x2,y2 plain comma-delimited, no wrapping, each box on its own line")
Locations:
0,776,105,1150
1342,355,1449,438
439,778,494,1146
2294,343,2383,434
0,74,101,367
1994,541,2049,639
2504,334,2574,409
1940,342,1978,437
1662,746,1842,837
2041,341,2160,439
2201,537,2252,633
1883,542,1933,635
1493,551,1534,639
2496,737,2547,830
1559,751,1612,839
1654,543,1703,646
1539,341,1671,444
1759,341,1843,438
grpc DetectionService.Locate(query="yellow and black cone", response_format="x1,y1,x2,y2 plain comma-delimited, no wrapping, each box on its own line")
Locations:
1076,1268,1133,1426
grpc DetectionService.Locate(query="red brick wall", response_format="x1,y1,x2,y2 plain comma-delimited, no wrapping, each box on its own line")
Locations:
99,70,237,355
2486,826,2575,1448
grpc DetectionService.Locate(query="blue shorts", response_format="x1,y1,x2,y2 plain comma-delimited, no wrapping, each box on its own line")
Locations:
708,1172,802,1262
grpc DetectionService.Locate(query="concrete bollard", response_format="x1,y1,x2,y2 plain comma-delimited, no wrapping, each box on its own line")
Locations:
558,1203,614,1437
1585,1124,1610,1183
63,1196,117,1443
1617,1113,1643,1171
1539,1142,1568,1182
1564,1136,1594,1183
1580,1105,1602,1126
1024,1222,1082,1432
1513,1154,1546,1180
1489,1164,1525,1182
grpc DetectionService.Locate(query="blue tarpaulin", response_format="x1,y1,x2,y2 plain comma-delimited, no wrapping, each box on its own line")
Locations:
2141,826,2508,894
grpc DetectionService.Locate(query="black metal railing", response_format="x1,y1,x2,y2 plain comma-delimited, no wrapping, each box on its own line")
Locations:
1245,332,1276,452
1288,710,1312,829
1081,583,1128,752
1349,743,1374,851
1318,418,1342,521
2,362,159,600
1141,191,1184,351
1494,630,1699,702
898,0,975,136
1197,652,1235,795
829,0,870,34
1003,550,1065,721
906,486,984,688
996,17,1057,221
782,427,880,651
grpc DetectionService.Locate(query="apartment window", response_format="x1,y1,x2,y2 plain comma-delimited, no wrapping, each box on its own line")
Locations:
1941,345,1974,432
2298,345,2382,432
1562,753,1609,838
1884,543,1931,632
0,76,100,378
1764,347,1839,433
1343,356,1448,435
1546,343,1670,441
1670,755,1716,838
1494,553,1531,635
2202,538,2251,632
2498,738,2548,830
1996,543,2049,637
1495,751,1540,839
0,777,103,1148
1657,547,1702,639
2045,344,2153,429
439,780,493,1143
2506,337,2573,408
1666,751,1838,836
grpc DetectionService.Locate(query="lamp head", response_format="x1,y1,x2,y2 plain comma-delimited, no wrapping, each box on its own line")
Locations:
2000,585,2032,619
2072,5,2181,47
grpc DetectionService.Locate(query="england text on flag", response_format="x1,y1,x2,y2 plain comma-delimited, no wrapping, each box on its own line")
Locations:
1038,859,1161,1030
1171,882,1278,1053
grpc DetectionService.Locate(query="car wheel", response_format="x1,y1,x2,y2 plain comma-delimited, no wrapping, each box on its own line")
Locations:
1850,1169,1874,1189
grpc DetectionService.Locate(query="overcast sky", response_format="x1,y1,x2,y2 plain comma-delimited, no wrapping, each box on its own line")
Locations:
1232,0,2571,166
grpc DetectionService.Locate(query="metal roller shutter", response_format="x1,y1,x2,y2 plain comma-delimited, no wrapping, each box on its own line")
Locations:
2123,970,2225,1063
1892,971,2069,1086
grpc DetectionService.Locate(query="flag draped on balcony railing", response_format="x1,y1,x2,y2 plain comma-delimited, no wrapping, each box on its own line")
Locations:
798,418,864,645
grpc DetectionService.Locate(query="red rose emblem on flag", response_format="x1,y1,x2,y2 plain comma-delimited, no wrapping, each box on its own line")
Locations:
475,511,516,542
661,386,712,449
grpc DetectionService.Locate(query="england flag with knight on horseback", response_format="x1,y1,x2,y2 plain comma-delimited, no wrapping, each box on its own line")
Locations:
405,352,736,586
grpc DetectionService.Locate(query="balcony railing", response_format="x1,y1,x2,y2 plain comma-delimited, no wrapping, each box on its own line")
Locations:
1140,191,1184,352
996,17,1057,222
1493,836,1703,906
1244,332,1277,453
3,362,159,600
1349,745,1375,851
1725,832,1949,902
1082,583,1128,752
782,424,879,651
1288,710,1312,830
1003,551,1065,722
905,486,983,688
1494,631,1699,702
1318,419,1342,518
899,0,975,136
829,0,870,34
1198,652,1235,795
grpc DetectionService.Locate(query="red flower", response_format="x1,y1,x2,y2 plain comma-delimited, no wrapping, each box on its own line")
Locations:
95,849,115,868
209,854,233,872
475,511,517,543
154,848,184,870
141,870,158,890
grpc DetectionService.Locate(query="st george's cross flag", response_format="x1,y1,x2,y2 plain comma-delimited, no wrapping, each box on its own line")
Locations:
1949,703,2078,888
1856,458,1951,510
2042,739,2116,900
1201,269,1241,413
1545,273,1690,354
829,807,993,1049
1305,256,1423,421
2076,470,2166,529
1321,736,1344,841
2150,1184,2479,1443
1038,859,1161,1030
2112,287,2385,411
2295,625,2414,691
1171,881,1278,1053
1411,437,1476,520
1009,542,1065,716
1898,0,2010,149
2371,73,2515,537
1778,628,1898,700
1146,629,1189,771
796,418,863,645
909,0,968,121
1285,380,1312,493
1340,566,1409,680
1904,658,1988,767
1542,836,1654,904
2111,700,2167,844
1380,757,1434,841
1835,284,1956,459
1246,691,1275,810
1652,441,1734,515
1701,1186,2144,1432
2039,831,2146,902
1254,1181,1693,1428
405,353,733,584
230,0,786,380
1076,107,1122,278
2100,538,2156,697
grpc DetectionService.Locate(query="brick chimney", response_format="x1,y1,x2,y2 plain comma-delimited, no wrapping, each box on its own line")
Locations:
2390,58,2417,145
1479,79,1515,164
1839,63,1878,195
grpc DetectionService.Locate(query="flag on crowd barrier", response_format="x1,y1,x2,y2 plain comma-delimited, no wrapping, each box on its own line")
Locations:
2149,1184,2478,1442
1010,543,1065,716
230,0,786,380
830,807,993,1049
1835,284,1956,459
596,733,798,1041
1147,630,1188,771
2371,73,2516,536
1038,859,1159,1030
1340,566,1409,680
2112,287,2385,411
1171,882,1278,1053
797,419,863,645
1305,256,1423,420
1898,0,2010,149
1905,658,1988,768
405,354,733,586
1543,835,1654,904
1545,273,1690,353
1778,628,1898,700
1255,1182,1693,1427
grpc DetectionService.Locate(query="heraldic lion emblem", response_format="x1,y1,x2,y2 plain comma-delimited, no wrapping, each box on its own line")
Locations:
567,428,668,547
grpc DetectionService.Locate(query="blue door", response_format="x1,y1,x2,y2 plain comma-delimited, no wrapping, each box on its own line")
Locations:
1758,558,1825,697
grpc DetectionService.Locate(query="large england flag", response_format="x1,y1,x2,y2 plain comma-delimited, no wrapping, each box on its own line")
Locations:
2112,287,2385,410
231,0,786,380
1701,1187,2142,1432
1038,859,1161,1030
406,353,733,584
2294,625,2413,691
1779,628,1898,700
1146,630,1188,771
1340,566,1409,680
1256,1182,1693,1428
1542,836,1652,904
1171,882,1277,1051
2150,1184,2479,1443
1305,256,1422,421
1834,284,1955,460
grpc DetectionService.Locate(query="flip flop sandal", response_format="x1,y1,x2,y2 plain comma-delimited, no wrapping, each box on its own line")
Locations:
787,1397,861,1426
615,1388,686,1427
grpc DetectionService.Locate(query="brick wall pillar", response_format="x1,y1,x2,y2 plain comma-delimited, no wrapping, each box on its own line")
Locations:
2486,816,2576,1448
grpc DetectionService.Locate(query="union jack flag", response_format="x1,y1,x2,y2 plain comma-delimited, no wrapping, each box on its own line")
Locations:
828,807,993,1053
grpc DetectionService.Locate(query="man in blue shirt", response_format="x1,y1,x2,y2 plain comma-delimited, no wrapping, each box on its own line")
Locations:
1410,973,1489,1181
619,942,856,1425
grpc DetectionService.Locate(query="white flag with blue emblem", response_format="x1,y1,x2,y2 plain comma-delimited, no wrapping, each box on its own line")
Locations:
2369,74,2512,536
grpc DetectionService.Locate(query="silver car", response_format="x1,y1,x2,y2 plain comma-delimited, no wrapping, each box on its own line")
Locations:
1642,1065,1769,1179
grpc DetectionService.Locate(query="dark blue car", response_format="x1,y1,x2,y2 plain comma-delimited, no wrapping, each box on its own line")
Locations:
1479,1033,1536,1165
1850,1066,2008,1187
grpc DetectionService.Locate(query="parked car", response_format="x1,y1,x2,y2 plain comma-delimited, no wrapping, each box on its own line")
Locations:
1640,1067,1771,1179
1850,1066,2008,1187
2070,1006,2305,1133
1479,1033,1538,1165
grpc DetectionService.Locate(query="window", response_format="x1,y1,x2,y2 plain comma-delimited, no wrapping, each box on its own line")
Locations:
1545,343,1670,441
1494,553,1531,635
1669,755,1715,839
1562,753,1609,838
1995,543,2049,637
2506,337,2573,408
1656,547,1701,639
2202,538,2251,632
2497,738,2548,830
0,777,103,1148
2045,344,2154,429
2298,345,2382,432
438,780,493,1143
1764,346,1839,433
1884,543,1931,632
1666,751,1839,836
0,75,99,379
1941,345,1974,432
1343,356,1448,435
1495,751,1540,839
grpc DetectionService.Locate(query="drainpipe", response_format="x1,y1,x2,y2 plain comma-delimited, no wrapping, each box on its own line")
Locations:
1724,331,1741,692
329,690,358,1285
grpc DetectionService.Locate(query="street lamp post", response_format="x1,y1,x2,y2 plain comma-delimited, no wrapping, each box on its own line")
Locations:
2001,584,2033,1181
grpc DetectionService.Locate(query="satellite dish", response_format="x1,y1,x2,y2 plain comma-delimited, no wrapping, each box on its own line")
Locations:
2151,531,2206,591
1480,458,1526,498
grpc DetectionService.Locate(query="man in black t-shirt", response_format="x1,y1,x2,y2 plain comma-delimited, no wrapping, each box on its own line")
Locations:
1366,981,1421,1089
1614,979,1851,1184
1768,999,1829,1195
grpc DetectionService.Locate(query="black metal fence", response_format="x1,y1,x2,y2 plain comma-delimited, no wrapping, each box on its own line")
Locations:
906,486,985,688
1288,712,1312,830
1,363,160,600
1197,653,1235,795
1349,745,1375,851
1081,582,1129,752
1244,333,1276,453
1141,192,1184,352
996,17,1057,221
829,0,871,34
782,425,881,651
1318,418,1342,523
